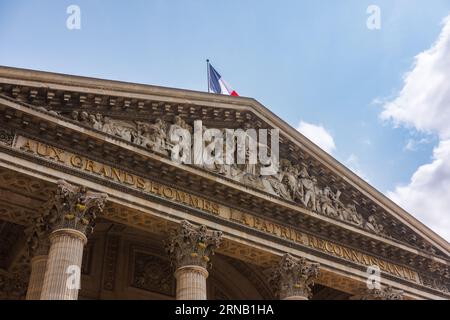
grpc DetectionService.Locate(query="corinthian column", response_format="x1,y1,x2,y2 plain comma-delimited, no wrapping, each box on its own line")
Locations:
166,220,223,300
270,253,320,300
25,212,51,300
40,180,107,300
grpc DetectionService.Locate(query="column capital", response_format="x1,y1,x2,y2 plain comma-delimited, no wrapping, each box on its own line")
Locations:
270,253,320,300
46,180,108,237
352,286,404,300
166,220,223,269
25,211,51,257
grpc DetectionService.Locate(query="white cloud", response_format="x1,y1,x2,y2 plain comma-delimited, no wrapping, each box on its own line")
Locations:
387,140,450,241
404,137,432,151
380,14,450,242
380,15,450,139
297,121,336,154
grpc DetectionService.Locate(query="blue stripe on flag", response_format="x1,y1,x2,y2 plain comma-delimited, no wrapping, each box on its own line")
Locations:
208,64,222,94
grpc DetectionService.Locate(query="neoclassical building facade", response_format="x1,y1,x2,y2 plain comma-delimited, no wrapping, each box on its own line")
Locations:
0,66,448,300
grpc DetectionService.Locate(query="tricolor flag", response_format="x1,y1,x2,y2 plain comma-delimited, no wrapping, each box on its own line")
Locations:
207,61,239,96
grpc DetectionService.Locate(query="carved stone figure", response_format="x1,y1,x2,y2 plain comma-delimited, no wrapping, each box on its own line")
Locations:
91,113,103,131
116,125,135,142
101,116,117,135
137,119,168,155
262,165,292,200
298,168,317,211
168,116,192,162
364,215,384,235
283,162,299,200
339,204,363,226
169,115,191,137
79,111,90,126
71,110,79,121
320,186,339,217
36,105,59,116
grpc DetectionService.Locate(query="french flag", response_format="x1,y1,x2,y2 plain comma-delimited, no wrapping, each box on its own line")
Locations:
207,61,239,96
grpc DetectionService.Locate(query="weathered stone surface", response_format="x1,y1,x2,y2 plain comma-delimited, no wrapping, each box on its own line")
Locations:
270,253,320,300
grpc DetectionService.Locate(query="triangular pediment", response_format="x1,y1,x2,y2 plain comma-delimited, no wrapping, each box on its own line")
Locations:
0,66,449,294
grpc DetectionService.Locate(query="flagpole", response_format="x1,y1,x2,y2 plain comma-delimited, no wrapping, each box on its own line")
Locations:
206,59,210,93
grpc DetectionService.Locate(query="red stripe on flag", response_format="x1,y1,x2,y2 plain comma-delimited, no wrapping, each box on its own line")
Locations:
230,91,239,96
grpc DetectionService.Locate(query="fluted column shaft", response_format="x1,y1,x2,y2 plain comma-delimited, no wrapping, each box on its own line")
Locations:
175,265,209,300
26,255,48,300
40,229,87,300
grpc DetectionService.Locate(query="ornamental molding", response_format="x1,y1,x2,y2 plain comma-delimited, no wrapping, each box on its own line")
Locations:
351,286,404,300
0,128,14,146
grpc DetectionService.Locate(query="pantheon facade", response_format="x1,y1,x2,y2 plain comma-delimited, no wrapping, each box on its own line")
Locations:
0,66,448,300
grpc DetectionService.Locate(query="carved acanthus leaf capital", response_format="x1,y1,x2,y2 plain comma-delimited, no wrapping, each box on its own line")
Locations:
165,220,223,269
45,180,108,236
25,207,52,257
270,253,320,299
351,286,404,300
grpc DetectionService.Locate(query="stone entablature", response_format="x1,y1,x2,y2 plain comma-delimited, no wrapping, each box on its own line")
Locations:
0,88,444,262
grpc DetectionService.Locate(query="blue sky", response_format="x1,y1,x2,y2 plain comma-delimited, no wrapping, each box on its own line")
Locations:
1,1,450,239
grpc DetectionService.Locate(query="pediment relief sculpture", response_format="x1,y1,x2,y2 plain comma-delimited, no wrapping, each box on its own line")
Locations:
61,109,388,238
